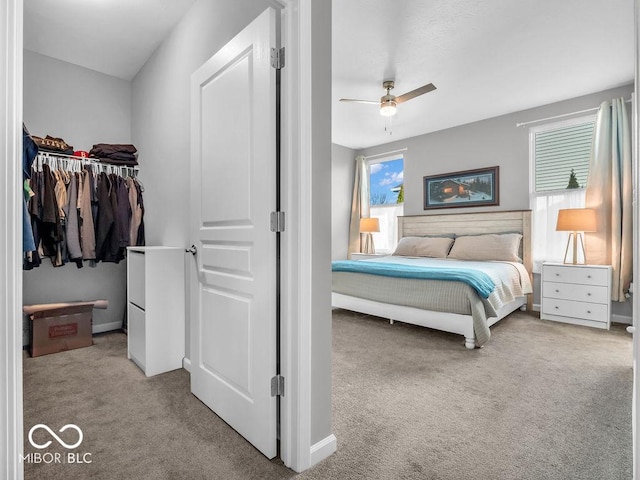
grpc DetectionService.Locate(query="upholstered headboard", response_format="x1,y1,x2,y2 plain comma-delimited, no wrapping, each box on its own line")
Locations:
398,210,533,308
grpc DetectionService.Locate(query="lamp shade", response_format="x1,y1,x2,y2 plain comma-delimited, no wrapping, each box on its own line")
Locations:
359,217,380,233
556,208,597,232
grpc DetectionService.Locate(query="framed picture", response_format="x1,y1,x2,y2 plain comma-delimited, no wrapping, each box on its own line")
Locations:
423,166,499,210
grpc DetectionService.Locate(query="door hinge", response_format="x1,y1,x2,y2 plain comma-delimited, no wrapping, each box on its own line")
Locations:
270,211,285,233
271,47,285,69
271,375,285,397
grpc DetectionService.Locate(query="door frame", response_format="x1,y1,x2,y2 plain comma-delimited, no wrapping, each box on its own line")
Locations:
0,0,334,476
1,1,24,479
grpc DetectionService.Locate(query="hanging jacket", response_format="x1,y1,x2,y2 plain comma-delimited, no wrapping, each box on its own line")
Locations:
95,172,114,261
65,173,83,267
79,167,97,260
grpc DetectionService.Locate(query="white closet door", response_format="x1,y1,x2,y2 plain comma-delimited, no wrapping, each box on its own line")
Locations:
189,8,277,458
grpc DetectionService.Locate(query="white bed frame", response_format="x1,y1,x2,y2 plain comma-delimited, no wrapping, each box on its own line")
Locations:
332,210,533,349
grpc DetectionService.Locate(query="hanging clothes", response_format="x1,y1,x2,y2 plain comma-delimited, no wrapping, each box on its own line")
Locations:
24,152,145,270
22,125,38,253
127,177,142,246
79,166,97,261
64,173,83,268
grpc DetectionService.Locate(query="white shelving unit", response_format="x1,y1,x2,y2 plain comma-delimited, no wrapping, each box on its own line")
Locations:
127,246,185,376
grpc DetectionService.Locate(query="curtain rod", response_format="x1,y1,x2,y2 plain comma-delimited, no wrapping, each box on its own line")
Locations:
363,147,408,161
516,97,632,128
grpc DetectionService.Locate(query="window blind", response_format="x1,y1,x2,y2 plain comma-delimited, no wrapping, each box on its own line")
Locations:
534,121,595,192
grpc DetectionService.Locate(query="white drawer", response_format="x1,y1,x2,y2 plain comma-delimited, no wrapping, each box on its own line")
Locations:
128,251,146,309
542,298,608,323
543,265,609,286
128,303,146,369
542,281,608,304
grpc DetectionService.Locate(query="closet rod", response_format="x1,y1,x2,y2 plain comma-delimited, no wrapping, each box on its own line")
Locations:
36,151,139,168
515,98,632,128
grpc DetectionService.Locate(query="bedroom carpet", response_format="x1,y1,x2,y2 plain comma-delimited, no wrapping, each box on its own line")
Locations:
23,310,632,480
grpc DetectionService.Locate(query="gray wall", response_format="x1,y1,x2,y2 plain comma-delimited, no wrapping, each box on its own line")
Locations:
131,0,275,364
22,50,132,343
358,84,634,216
331,143,355,260
132,0,334,447
353,84,635,318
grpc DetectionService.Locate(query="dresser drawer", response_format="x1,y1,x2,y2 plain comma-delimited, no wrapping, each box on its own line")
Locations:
543,281,609,304
128,251,146,309
542,265,609,286
541,298,608,323
128,303,146,368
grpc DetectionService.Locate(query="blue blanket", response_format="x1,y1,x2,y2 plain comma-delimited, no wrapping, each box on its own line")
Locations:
331,260,495,299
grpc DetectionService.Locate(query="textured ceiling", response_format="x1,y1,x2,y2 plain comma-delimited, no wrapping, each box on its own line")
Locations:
332,0,635,149
24,0,196,80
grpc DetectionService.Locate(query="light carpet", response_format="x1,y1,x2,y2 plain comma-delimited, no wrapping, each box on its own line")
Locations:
23,310,632,479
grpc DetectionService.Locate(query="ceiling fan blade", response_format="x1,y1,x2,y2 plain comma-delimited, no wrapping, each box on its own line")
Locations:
339,98,379,105
394,83,436,104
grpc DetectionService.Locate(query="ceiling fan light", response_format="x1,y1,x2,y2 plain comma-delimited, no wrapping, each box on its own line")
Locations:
380,100,397,117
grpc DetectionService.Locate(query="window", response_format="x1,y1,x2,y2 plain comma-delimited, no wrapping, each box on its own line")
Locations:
530,116,595,271
368,155,404,253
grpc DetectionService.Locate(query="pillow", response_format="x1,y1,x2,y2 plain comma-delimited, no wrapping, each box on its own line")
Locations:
392,236,454,258
447,233,522,262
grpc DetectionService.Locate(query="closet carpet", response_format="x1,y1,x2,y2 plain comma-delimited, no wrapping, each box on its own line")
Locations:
23,310,632,480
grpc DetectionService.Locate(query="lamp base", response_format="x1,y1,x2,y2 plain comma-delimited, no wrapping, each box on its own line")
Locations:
361,233,375,254
562,232,587,265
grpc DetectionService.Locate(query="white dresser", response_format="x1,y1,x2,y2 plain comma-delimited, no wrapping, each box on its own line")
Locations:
540,262,612,329
127,247,185,376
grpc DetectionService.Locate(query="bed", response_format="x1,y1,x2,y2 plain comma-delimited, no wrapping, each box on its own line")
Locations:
332,210,533,349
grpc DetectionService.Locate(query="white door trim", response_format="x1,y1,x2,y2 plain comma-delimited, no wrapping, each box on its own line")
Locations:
278,0,336,472
0,0,24,479
279,0,311,471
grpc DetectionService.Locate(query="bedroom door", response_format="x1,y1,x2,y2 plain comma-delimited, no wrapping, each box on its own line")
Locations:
189,8,278,458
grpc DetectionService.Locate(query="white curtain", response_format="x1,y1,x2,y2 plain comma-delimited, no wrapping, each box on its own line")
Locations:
370,204,403,254
347,155,369,258
584,98,632,301
531,189,585,273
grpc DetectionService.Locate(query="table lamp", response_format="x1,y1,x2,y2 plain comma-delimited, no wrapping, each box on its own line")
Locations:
359,217,380,254
555,208,597,265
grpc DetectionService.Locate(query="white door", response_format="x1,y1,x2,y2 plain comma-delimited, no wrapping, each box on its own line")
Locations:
189,8,278,458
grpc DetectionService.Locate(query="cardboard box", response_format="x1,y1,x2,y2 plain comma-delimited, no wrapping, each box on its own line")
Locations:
29,304,93,357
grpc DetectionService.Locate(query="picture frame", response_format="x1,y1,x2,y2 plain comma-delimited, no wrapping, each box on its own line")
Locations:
423,166,499,210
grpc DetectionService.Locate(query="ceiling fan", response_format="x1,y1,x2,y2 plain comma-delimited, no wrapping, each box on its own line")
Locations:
340,80,436,117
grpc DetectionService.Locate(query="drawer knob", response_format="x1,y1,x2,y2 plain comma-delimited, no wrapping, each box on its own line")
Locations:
555,289,559,293
587,293,591,296
587,275,592,278
587,310,591,314
556,273,560,276
555,306,559,309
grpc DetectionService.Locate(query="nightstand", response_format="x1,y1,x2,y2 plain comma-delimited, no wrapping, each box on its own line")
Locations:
540,262,612,330
350,253,388,261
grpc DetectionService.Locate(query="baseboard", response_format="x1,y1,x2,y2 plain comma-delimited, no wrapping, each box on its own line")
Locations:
612,314,632,325
309,434,337,467
92,321,123,334
183,357,191,373
532,303,541,312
